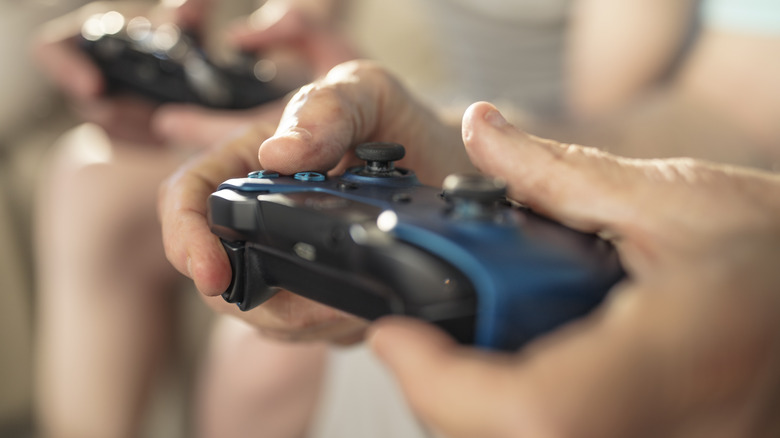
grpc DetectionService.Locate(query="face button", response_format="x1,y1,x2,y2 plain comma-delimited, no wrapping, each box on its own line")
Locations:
294,171,326,182
248,170,280,179
392,193,412,203
338,181,359,191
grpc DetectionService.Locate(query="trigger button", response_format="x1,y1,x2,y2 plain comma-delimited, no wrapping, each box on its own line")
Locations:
220,240,246,305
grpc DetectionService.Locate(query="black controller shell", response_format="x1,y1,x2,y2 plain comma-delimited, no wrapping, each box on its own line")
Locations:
208,165,625,350
79,13,291,109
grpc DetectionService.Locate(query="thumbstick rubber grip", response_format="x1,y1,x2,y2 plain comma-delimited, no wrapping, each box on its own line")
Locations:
442,173,507,202
355,142,406,163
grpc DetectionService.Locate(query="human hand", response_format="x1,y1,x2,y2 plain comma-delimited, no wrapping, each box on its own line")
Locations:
110,0,360,148
259,60,475,185
158,120,369,342
33,2,162,143
159,60,474,341
226,0,357,78
370,101,780,438
32,1,227,145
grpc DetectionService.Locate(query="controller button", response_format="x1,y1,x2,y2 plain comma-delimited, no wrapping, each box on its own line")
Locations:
338,182,359,191
392,193,412,203
442,173,506,202
329,228,348,245
294,171,326,182
355,142,406,162
293,242,317,261
248,170,279,179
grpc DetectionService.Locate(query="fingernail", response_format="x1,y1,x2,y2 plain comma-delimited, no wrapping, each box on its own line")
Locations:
485,108,509,129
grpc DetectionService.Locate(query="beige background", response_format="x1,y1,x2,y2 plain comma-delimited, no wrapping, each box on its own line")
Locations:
0,0,441,436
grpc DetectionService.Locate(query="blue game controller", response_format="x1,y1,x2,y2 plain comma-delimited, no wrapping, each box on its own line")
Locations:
208,142,625,350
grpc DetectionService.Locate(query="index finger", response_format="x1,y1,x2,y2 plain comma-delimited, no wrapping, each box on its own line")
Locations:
257,61,387,174
158,122,274,296
257,60,434,175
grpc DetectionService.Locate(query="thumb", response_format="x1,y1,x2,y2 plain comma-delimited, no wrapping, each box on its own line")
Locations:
462,102,641,234
257,61,398,174
369,317,521,438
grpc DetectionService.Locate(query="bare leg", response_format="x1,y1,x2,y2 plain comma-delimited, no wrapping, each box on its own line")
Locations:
35,124,186,438
195,316,328,438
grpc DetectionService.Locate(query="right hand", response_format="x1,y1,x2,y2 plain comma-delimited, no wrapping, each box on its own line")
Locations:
369,102,780,438
226,0,358,78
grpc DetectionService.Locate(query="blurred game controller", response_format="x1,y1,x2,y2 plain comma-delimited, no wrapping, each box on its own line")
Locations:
208,142,625,350
79,11,295,109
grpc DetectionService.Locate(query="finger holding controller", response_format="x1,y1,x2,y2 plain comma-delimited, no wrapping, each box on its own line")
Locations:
370,102,780,438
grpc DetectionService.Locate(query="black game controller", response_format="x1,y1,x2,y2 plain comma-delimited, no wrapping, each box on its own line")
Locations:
79,11,294,109
208,142,625,350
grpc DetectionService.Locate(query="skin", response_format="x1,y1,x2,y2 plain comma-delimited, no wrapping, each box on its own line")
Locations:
567,0,780,159
567,0,699,118
33,1,178,145
33,3,203,435
32,0,287,147
33,1,356,437
36,129,184,438
194,316,328,438
161,60,780,437
369,102,780,438
226,0,355,78
159,60,472,341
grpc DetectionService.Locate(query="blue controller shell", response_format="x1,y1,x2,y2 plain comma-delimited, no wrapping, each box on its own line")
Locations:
209,168,624,350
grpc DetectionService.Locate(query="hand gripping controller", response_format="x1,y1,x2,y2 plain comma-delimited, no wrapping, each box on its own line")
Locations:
208,142,625,350
79,11,294,109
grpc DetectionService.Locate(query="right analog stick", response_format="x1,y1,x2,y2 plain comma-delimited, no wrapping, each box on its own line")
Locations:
355,142,406,176
442,173,507,202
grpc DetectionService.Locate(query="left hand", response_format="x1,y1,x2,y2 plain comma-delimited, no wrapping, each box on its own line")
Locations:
158,120,364,342
369,102,780,438
226,0,358,78
158,60,470,341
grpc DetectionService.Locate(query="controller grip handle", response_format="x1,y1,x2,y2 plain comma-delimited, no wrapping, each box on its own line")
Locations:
220,240,279,310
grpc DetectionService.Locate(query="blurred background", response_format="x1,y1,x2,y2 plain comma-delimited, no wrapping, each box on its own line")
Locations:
0,1,83,436
0,0,443,436
3,0,778,437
